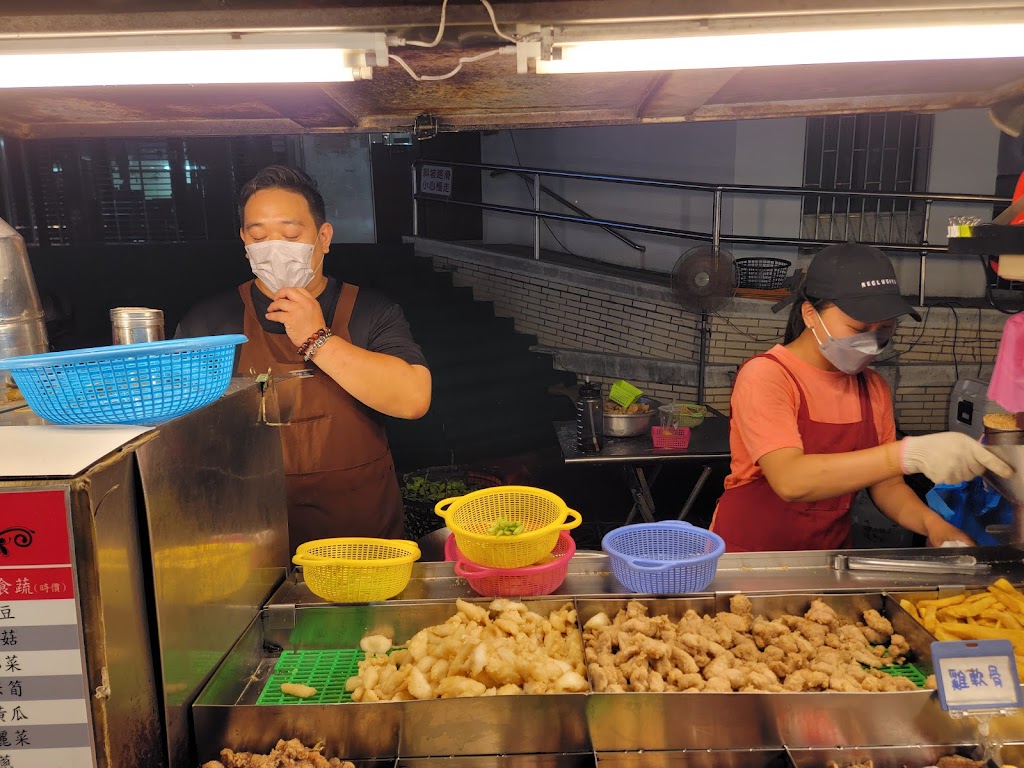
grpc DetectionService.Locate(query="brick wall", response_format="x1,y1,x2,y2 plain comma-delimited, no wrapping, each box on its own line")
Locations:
416,240,1009,435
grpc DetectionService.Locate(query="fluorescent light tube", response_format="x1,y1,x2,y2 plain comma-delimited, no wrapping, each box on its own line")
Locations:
0,31,387,87
535,23,1024,74
0,49,358,87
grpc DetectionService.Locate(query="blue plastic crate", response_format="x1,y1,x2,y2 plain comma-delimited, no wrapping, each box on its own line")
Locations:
1,334,246,425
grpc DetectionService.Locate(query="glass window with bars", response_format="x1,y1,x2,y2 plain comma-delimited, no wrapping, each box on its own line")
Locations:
14,135,293,246
802,112,933,247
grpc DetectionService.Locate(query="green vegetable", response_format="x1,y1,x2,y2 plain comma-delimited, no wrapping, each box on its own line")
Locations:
487,517,524,537
401,476,471,503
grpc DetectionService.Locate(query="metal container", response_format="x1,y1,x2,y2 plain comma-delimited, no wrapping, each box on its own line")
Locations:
0,216,48,390
193,599,591,762
0,379,289,768
111,306,165,344
602,397,661,438
983,424,1024,546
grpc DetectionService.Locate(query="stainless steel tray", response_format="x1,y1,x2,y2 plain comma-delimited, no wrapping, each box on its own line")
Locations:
193,588,1024,762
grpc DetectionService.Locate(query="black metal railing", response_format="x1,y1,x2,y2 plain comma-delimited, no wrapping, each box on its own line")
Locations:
412,159,1010,305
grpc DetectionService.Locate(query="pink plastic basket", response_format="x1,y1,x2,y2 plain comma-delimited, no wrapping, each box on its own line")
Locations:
445,531,575,597
652,426,691,450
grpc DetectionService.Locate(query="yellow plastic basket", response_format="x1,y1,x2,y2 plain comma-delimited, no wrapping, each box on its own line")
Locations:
434,485,582,568
292,538,420,603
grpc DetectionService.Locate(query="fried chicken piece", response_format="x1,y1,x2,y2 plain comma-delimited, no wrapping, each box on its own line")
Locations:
779,615,828,645
828,674,863,692
729,594,753,616
625,601,649,620
937,756,984,768
805,599,840,629
730,639,762,663
751,618,791,649
782,669,830,691
862,609,894,637
835,624,875,654
670,646,700,675
887,634,910,662
703,676,732,692
215,739,354,768
859,626,888,645
667,669,704,690
715,610,752,634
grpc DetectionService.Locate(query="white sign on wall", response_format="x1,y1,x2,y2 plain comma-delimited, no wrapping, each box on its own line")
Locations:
420,164,453,197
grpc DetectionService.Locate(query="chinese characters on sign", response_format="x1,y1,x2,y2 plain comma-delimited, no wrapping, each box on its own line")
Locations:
933,639,1024,712
0,491,95,767
419,164,453,198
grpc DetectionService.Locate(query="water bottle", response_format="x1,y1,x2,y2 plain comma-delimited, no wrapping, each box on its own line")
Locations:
575,380,603,453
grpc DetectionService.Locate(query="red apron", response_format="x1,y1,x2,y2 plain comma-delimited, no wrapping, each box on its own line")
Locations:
710,353,879,552
237,280,405,553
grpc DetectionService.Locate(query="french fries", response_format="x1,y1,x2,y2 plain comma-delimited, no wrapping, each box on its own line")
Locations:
901,579,1024,672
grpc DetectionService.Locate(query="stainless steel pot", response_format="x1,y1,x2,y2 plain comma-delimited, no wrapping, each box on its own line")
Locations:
602,396,661,438
0,217,48,390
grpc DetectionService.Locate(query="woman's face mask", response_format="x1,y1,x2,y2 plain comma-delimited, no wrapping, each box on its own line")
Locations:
245,240,321,294
811,309,887,375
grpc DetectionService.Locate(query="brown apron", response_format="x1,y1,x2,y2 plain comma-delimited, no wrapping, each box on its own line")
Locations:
237,280,405,553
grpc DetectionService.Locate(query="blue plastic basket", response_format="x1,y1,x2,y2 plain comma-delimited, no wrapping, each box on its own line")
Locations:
602,520,725,594
0,334,246,425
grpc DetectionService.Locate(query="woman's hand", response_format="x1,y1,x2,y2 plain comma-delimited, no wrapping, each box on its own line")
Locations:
901,432,1013,485
923,514,975,547
265,287,327,348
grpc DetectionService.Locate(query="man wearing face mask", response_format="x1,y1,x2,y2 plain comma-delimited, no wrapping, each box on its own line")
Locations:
176,165,431,550
709,243,1013,552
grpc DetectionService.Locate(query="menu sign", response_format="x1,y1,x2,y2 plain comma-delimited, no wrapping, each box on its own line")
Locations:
0,491,94,767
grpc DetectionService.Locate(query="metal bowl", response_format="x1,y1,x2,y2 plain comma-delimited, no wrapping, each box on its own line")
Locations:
602,397,661,438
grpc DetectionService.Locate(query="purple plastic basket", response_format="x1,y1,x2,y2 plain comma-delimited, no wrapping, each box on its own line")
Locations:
602,520,725,594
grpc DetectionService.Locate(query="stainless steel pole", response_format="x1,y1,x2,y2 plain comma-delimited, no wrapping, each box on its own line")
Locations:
919,200,932,305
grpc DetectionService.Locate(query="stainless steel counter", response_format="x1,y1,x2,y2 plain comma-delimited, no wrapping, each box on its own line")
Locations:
269,545,1024,605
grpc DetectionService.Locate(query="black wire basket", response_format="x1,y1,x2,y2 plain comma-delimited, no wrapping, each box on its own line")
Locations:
400,465,503,541
734,257,791,290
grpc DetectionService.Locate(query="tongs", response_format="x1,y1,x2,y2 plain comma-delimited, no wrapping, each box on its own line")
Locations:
832,553,991,575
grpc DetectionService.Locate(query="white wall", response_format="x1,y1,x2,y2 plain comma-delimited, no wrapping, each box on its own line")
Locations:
481,110,1004,298
481,123,737,273
893,109,1002,298
300,134,375,243
730,117,805,266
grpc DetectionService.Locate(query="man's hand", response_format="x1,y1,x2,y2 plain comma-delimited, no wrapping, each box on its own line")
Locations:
923,513,975,548
265,287,327,348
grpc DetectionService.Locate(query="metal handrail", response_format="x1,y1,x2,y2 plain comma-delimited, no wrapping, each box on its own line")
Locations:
417,158,1008,204
412,158,1012,310
412,158,1014,404
490,169,646,253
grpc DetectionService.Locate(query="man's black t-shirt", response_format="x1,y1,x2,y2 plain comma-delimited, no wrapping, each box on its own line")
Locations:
174,277,428,369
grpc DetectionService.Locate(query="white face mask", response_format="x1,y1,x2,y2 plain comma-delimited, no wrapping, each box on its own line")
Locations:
245,240,322,294
811,309,885,375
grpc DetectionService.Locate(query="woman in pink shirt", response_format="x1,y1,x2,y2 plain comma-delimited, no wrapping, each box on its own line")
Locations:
710,243,1012,552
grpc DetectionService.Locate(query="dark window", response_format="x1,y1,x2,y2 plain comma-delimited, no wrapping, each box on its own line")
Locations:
10,135,294,246
802,112,933,245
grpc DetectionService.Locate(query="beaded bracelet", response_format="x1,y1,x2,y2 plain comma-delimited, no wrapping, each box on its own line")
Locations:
303,330,334,362
297,327,330,359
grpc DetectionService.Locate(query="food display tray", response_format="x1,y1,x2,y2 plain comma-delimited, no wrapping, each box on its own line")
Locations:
194,590,1024,763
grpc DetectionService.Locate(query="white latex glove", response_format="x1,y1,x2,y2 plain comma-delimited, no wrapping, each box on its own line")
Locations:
900,432,1014,485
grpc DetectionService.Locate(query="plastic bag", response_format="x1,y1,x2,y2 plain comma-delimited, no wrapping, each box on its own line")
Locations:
926,478,1014,546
